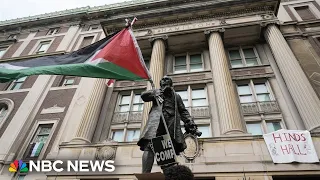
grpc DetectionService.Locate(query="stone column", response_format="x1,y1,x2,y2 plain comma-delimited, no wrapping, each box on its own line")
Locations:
141,37,166,128
71,78,107,143
265,24,320,131
206,30,245,134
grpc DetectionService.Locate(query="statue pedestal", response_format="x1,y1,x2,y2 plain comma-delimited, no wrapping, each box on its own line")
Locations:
135,172,165,180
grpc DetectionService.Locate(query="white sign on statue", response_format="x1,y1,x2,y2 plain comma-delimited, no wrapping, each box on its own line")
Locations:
263,129,319,163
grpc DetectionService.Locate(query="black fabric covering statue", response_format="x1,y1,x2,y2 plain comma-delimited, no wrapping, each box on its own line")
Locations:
137,76,200,173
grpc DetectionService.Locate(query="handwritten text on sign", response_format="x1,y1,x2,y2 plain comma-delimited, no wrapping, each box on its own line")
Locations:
263,129,319,163
151,135,177,166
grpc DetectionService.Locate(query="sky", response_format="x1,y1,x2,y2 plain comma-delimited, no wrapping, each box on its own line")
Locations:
0,0,128,21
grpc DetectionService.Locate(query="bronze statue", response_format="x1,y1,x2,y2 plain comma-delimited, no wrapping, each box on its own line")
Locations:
137,76,201,173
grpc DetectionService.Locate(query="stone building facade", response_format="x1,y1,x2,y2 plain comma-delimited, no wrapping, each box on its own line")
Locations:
0,0,319,179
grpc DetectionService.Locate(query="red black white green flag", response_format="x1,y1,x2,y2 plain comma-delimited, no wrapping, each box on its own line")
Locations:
0,28,151,82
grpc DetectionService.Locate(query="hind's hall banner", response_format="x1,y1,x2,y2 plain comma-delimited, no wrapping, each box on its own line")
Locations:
263,129,319,163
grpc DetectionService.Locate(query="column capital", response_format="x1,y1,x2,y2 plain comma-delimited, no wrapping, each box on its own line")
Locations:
148,35,168,43
148,35,168,49
204,28,225,35
260,20,280,28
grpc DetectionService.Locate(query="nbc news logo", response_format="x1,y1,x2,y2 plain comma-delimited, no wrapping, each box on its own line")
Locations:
8,159,115,173
9,160,29,173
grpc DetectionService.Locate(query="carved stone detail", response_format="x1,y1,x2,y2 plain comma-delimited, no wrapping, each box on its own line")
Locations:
220,19,227,25
41,104,65,114
76,96,86,105
259,101,281,113
190,106,210,117
241,101,281,115
231,66,275,80
112,111,143,124
171,72,211,83
112,112,128,123
260,20,279,28
241,103,259,115
182,134,199,160
310,72,320,86
106,6,275,32
129,111,143,122
204,28,225,35
115,80,147,88
148,35,168,44
261,14,274,20
96,146,116,160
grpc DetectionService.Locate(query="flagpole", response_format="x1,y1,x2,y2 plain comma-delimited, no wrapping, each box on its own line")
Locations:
129,17,178,167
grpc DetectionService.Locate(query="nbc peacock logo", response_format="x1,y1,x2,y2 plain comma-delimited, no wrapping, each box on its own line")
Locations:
9,160,29,173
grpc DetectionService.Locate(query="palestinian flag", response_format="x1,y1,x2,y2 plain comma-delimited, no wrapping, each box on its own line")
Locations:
30,142,44,157
0,28,151,82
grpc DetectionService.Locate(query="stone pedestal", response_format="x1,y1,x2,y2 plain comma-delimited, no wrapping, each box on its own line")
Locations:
207,31,245,134
265,24,320,131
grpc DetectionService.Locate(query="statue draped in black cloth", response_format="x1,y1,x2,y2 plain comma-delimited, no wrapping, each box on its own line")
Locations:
137,76,200,173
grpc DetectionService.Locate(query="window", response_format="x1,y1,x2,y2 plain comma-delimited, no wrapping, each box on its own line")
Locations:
0,47,8,58
26,124,53,158
175,86,211,138
246,120,283,135
190,54,203,72
35,41,51,54
175,87,208,108
110,91,143,142
132,94,144,112
119,95,131,112
111,130,124,142
6,77,27,91
46,28,60,35
89,25,99,31
126,129,140,141
295,6,316,21
174,53,203,73
246,122,263,135
197,125,211,138
60,76,75,86
236,81,272,103
117,92,144,113
111,128,140,142
181,125,211,138
267,121,282,133
79,36,94,49
174,56,187,73
228,47,260,68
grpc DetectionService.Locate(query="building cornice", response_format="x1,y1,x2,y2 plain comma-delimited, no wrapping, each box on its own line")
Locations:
103,3,278,32
0,0,164,27
0,0,280,30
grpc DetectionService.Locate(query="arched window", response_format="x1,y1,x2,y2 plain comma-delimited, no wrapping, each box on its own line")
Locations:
0,98,14,130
